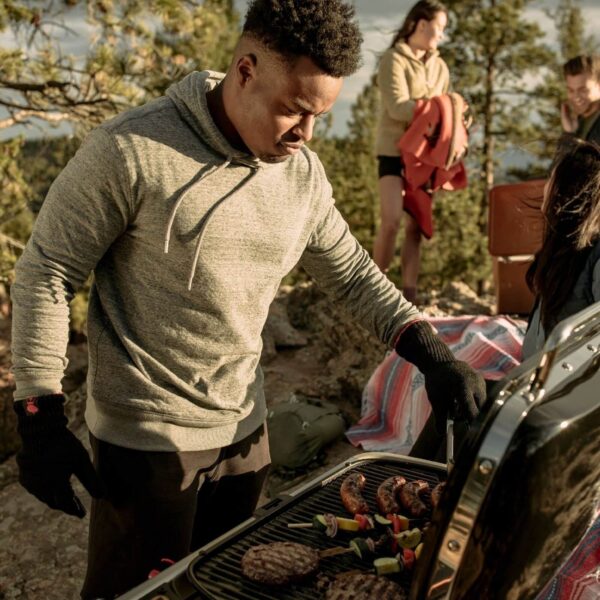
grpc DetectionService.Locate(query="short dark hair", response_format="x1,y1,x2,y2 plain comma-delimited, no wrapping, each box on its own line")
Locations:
563,54,600,82
242,0,362,78
391,0,448,48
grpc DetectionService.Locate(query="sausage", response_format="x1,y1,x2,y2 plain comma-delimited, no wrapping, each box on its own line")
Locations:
399,480,429,518
431,482,447,510
376,475,406,515
340,472,369,514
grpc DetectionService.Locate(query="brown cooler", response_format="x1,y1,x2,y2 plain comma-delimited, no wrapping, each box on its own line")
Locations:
488,179,545,314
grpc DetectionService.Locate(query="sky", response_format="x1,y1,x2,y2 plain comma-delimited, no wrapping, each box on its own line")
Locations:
1,0,600,140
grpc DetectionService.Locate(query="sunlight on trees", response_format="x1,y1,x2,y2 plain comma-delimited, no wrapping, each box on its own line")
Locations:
0,0,597,301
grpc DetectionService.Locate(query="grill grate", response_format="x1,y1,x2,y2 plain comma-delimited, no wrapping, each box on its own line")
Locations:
188,457,444,599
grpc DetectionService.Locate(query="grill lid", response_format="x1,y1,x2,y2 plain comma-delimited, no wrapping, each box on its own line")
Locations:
412,302,600,599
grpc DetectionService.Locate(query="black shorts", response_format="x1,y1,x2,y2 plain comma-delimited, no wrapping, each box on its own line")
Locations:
377,155,404,179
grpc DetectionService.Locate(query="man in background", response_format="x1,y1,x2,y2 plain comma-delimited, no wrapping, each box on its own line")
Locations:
560,54,600,146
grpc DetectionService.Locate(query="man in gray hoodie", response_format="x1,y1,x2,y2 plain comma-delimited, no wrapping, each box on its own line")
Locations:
11,0,486,597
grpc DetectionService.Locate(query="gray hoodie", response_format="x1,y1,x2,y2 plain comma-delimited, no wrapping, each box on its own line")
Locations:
11,71,420,451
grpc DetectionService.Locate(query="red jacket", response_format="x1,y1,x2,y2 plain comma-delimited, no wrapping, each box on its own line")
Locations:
397,93,469,238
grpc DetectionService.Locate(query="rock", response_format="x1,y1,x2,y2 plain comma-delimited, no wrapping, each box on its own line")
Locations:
0,475,89,600
261,295,308,363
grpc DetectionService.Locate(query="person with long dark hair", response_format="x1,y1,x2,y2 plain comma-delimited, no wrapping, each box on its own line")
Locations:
373,0,450,303
523,140,600,358
523,140,600,600
407,141,600,462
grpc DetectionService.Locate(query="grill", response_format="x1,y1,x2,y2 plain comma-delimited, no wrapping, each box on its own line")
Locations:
117,304,600,600
184,455,445,600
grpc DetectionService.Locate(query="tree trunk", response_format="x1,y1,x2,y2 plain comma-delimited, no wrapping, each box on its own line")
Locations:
477,46,497,295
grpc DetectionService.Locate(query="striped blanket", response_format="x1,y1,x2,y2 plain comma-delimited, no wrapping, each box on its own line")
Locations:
345,315,526,454
536,514,600,600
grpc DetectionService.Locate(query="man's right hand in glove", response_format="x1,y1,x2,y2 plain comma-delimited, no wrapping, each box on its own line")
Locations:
13,394,104,518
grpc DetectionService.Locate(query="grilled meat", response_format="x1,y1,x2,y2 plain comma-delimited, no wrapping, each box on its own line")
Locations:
431,481,447,510
376,475,407,514
340,472,370,514
399,479,429,518
241,541,319,585
324,572,407,599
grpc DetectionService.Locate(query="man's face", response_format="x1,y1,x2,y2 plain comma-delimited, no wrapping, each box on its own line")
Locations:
566,73,600,117
233,55,343,163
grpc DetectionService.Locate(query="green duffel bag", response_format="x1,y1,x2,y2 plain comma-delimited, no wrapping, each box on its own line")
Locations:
267,395,346,469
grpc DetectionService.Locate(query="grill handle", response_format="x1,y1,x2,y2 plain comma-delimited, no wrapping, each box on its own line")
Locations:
529,300,600,397
446,418,454,472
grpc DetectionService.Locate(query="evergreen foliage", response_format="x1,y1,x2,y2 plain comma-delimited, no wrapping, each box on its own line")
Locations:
0,0,240,313
434,0,555,290
312,76,380,254
0,0,238,131
0,137,29,283
1,0,599,307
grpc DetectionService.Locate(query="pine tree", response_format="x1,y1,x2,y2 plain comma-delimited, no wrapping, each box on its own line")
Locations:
0,0,239,132
441,0,555,290
310,76,380,255
554,0,597,60
0,0,240,283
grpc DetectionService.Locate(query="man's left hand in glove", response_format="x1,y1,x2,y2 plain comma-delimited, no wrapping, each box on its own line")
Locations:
395,320,486,434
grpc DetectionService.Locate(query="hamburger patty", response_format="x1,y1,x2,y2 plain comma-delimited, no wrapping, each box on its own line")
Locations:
241,541,320,585
325,572,407,599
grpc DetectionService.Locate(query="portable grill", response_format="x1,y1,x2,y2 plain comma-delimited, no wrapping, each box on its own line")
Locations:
119,301,600,600
119,454,445,600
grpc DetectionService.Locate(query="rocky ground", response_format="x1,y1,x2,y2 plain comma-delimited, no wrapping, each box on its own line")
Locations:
0,282,494,599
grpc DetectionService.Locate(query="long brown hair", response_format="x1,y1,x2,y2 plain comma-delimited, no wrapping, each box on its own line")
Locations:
526,141,600,331
390,0,448,48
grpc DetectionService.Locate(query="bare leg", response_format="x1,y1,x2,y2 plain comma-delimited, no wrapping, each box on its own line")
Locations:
401,213,422,301
373,175,404,272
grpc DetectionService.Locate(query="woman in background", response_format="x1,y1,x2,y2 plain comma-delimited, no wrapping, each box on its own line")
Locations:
373,0,450,304
524,140,600,600
523,140,600,359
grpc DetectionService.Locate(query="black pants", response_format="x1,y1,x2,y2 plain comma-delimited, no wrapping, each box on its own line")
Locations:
81,424,270,599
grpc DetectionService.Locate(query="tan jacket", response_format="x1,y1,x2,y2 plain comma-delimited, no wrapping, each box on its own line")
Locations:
375,42,450,157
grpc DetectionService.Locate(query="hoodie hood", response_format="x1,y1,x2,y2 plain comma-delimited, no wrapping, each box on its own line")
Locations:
166,70,263,170
394,42,439,65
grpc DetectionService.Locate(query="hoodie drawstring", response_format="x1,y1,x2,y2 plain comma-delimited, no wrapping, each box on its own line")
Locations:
164,158,232,255
163,157,260,290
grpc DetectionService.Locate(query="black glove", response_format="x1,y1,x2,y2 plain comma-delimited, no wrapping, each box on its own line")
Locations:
395,321,486,434
14,394,104,518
